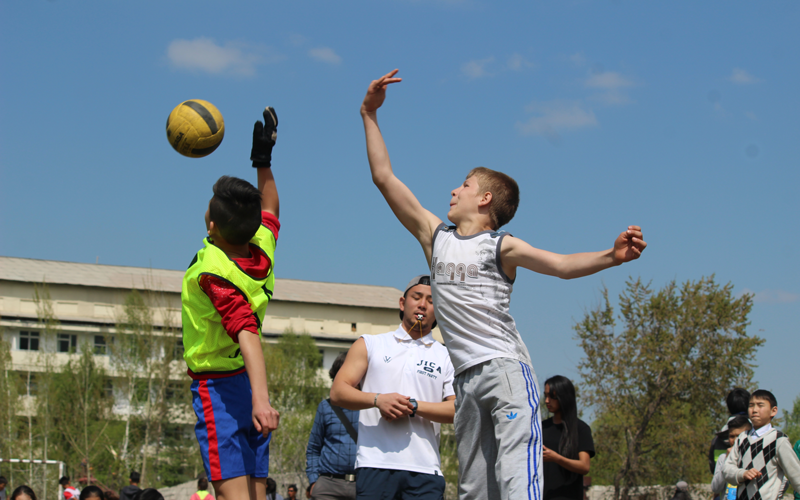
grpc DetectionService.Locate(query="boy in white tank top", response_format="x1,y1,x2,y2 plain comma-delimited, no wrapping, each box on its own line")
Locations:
359,69,648,500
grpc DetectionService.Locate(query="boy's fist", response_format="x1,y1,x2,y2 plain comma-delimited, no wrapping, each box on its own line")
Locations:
251,107,278,167
742,469,762,481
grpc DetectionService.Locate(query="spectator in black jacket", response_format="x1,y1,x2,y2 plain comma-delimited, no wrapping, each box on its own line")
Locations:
119,472,141,500
709,389,750,475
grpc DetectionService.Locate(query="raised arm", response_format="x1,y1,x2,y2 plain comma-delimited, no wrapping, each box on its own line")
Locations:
258,168,279,217
500,226,646,280
361,70,442,263
252,107,279,217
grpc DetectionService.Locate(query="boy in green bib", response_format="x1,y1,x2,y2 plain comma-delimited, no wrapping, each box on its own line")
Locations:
182,107,281,500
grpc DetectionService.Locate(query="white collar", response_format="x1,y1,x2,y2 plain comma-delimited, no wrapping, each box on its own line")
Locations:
393,324,435,346
751,423,773,437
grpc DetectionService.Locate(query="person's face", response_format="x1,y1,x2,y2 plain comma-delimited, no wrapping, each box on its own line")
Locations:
448,176,488,224
400,284,435,333
728,426,749,447
544,384,561,415
286,487,297,499
749,398,777,428
15,494,32,500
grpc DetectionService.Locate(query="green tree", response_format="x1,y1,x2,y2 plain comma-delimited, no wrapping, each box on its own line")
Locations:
0,319,21,462
439,425,459,499
111,288,186,487
264,332,327,412
51,344,114,484
782,395,800,444
575,277,764,500
32,282,61,500
262,332,328,492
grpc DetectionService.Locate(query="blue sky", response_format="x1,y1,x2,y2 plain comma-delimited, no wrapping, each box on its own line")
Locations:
1,1,798,418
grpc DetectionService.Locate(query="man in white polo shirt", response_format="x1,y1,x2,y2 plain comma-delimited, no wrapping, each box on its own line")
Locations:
331,275,456,500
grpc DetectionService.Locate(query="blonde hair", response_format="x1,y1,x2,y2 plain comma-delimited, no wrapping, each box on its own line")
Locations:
466,167,519,229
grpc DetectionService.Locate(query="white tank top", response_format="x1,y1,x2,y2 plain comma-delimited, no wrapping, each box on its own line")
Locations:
430,223,532,375
356,327,455,475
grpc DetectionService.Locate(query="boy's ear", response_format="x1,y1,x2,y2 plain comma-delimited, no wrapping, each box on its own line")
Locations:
208,220,220,238
770,406,778,418
478,191,493,207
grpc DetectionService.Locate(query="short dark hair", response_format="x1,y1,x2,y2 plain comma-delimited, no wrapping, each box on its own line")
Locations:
132,489,163,500
79,486,104,500
467,167,520,230
751,389,777,408
129,471,140,483
727,415,752,432
11,486,37,500
197,477,208,491
726,388,751,415
59,477,70,486
0,476,7,485
287,484,297,492
209,176,262,245
329,351,348,381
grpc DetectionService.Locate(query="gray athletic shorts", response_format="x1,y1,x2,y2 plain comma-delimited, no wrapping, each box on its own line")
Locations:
453,357,542,500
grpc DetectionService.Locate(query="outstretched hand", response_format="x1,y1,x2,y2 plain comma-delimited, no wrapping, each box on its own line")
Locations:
612,226,647,264
251,106,278,167
362,69,402,114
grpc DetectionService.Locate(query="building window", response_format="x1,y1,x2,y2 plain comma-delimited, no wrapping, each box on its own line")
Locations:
173,339,184,358
58,334,78,353
19,331,40,351
104,379,114,399
317,349,325,368
165,381,184,400
26,373,38,396
94,335,108,355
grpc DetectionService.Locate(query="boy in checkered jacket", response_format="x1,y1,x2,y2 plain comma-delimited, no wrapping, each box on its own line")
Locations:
723,390,800,500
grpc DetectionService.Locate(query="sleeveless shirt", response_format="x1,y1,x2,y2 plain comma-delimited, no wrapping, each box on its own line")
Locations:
430,223,532,375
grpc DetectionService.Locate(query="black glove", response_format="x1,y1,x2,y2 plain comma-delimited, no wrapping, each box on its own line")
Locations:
251,106,278,168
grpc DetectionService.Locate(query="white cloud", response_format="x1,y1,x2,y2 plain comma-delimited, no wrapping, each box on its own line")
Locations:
569,52,586,66
729,68,762,85
506,54,534,71
517,100,598,143
585,71,634,90
585,71,636,106
740,288,799,304
308,47,342,65
167,38,281,76
462,57,495,79
289,34,308,47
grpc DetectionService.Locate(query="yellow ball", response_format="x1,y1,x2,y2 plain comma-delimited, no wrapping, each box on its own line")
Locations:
166,100,225,158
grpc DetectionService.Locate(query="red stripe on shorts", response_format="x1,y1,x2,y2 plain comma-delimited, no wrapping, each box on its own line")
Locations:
199,380,222,480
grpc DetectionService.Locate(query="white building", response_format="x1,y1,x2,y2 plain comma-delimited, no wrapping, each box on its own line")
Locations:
0,256,442,401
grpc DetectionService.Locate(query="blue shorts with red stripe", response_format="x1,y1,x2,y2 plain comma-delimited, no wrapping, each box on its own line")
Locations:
191,371,271,481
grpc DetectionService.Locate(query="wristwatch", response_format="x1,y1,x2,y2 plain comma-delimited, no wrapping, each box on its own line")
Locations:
409,398,418,417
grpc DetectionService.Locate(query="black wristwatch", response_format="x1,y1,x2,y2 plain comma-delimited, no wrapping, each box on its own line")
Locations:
410,398,418,417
